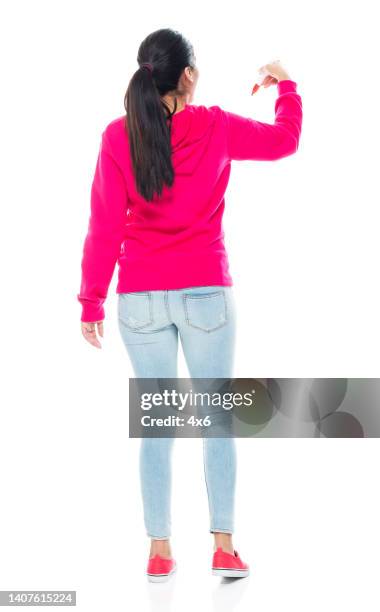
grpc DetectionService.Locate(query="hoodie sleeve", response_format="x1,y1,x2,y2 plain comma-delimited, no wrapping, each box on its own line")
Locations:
222,79,303,161
77,130,128,322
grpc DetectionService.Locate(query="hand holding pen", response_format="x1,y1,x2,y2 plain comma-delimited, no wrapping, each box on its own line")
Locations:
251,60,292,94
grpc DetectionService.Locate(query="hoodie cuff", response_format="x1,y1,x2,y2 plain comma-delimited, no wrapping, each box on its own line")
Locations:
78,297,105,323
277,79,298,95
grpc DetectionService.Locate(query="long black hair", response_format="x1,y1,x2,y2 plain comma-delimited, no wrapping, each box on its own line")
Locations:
124,28,196,202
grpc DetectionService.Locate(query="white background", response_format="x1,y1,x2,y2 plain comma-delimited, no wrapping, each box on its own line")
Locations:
1,1,380,610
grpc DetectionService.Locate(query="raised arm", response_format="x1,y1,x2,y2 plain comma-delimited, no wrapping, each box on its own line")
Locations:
222,79,303,161
77,130,128,323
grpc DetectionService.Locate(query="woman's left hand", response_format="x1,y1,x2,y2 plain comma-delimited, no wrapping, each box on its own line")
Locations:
81,320,104,349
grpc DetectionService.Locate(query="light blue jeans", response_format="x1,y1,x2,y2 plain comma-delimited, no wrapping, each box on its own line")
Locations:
118,285,237,539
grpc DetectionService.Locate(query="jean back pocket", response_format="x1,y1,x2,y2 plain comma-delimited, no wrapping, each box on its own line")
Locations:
183,289,228,332
118,292,153,330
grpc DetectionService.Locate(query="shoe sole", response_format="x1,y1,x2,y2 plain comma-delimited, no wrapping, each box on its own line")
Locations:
212,568,249,578
147,564,177,583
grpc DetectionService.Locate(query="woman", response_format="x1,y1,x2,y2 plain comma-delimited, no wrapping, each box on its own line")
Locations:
77,28,303,582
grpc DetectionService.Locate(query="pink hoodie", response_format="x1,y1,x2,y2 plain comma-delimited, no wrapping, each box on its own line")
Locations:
77,79,302,322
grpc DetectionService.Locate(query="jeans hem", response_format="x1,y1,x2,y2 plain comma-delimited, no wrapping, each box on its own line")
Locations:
210,528,233,534
147,534,171,540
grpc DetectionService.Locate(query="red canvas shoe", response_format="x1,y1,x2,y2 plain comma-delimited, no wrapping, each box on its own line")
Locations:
147,554,177,583
212,547,249,578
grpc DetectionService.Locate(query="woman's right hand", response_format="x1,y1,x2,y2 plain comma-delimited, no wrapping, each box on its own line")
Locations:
258,60,291,87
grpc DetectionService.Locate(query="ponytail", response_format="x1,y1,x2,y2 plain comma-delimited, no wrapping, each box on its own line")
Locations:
123,28,196,202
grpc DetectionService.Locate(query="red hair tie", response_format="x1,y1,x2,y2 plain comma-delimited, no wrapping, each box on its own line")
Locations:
140,62,153,73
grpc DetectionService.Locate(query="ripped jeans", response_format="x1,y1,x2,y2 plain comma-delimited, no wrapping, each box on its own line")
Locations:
118,285,237,539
